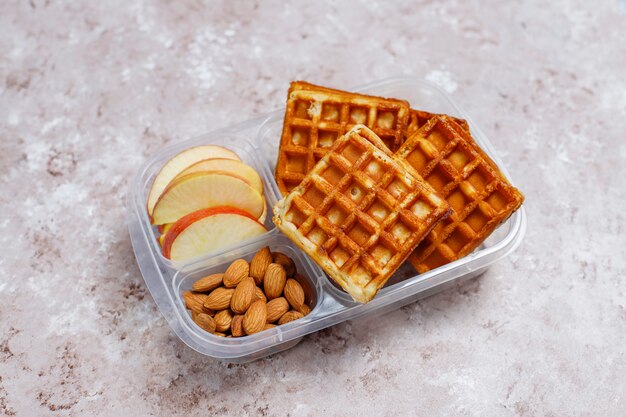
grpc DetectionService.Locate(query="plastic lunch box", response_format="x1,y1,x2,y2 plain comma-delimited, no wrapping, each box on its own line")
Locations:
127,76,527,363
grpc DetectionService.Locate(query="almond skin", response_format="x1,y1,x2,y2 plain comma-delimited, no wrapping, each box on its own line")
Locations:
214,309,233,333
263,263,286,300
250,247,272,285
204,287,235,310
263,323,277,330
284,278,305,310
192,273,224,292
231,277,255,314
231,315,244,337
266,297,290,323
183,291,213,315
223,259,249,288
272,252,296,277
243,300,267,335
194,313,216,333
297,304,312,316
278,310,304,325
213,332,227,337
254,286,267,303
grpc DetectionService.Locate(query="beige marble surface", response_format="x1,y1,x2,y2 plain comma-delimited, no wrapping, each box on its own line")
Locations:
1,0,626,415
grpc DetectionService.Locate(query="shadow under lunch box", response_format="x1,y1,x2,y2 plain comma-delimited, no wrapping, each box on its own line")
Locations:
127,76,527,363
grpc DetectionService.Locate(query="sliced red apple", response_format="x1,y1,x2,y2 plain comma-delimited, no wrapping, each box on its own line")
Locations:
151,172,264,225
162,207,267,261
175,159,264,195
258,198,267,224
157,223,173,234
147,145,240,216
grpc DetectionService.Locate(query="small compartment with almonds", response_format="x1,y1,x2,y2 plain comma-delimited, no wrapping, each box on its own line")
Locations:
175,238,319,338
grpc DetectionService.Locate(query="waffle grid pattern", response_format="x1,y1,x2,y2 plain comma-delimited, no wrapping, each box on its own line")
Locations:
274,126,449,302
396,116,524,272
275,82,410,195
407,109,470,137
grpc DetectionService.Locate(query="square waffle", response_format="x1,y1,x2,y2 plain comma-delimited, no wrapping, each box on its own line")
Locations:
273,125,450,303
395,116,525,273
274,81,410,196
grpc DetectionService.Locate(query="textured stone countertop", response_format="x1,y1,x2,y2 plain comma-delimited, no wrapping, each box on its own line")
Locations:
1,0,625,415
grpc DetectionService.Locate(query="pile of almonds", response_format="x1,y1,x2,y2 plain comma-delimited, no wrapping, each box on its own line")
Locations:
182,247,313,337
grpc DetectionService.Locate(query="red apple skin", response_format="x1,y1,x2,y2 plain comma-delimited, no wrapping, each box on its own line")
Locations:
162,206,265,259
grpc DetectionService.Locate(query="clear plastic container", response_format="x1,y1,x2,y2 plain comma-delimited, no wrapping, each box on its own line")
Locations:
127,76,527,362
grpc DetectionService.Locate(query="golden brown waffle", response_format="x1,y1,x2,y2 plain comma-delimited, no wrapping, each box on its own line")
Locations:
274,81,410,196
395,116,525,273
407,109,470,137
273,125,450,303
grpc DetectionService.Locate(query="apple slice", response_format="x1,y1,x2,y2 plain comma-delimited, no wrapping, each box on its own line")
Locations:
162,207,267,261
157,223,173,234
147,145,240,216
151,172,264,225
175,159,264,195
258,198,267,224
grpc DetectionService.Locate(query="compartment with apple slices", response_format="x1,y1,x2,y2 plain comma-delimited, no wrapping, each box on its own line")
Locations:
147,144,269,261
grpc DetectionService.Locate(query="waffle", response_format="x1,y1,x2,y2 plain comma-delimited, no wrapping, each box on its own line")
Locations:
394,116,525,273
407,109,470,138
274,81,410,196
273,125,450,303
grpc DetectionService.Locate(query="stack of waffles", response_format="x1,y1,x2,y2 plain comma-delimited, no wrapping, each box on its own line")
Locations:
273,82,524,303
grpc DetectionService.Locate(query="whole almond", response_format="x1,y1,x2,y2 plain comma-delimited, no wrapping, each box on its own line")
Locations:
250,247,272,285
298,304,312,316
214,309,233,333
231,315,244,337
278,310,304,325
264,263,286,300
272,252,296,277
254,286,267,303
194,313,216,333
231,277,255,314
192,273,224,292
243,300,267,335
213,332,227,337
266,297,290,323
183,291,213,315
284,278,305,310
263,323,277,330
204,287,235,310
223,259,249,288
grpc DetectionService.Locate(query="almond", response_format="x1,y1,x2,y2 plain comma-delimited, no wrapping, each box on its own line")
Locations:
183,291,213,315
297,303,312,316
231,277,255,314
284,278,305,310
250,247,272,285
254,286,267,303
231,315,244,337
243,299,267,335
223,259,249,288
266,297,290,323
204,287,235,310
263,323,276,330
263,263,286,300
272,252,296,277
214,309,233,333
213,332,227,337
278,310,304,325
193,313,216,333
191,273,224,292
